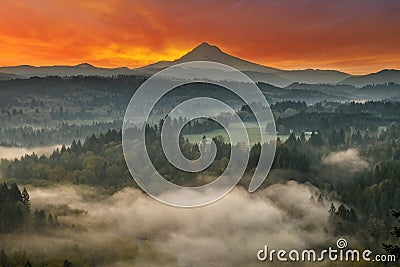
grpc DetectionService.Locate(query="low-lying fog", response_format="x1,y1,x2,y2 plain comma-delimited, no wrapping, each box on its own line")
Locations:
1,181,342,266
0,145,63,160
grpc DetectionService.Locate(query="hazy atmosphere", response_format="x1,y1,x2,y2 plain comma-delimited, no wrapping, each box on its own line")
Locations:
8,182,332,267
0,0,399,266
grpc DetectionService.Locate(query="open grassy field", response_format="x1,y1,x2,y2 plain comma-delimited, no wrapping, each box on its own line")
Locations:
183,121,290,145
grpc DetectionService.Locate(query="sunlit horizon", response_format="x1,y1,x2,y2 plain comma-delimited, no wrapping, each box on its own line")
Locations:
1,0,399,75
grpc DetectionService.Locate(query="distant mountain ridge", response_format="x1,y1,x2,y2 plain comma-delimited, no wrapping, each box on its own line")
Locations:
0,42,399,87
339,69,400,87
0,63,135,77
137,42,351,87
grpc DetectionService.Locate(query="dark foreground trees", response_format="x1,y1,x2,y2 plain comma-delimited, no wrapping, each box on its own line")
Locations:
383,211,400,260
0,183,29,232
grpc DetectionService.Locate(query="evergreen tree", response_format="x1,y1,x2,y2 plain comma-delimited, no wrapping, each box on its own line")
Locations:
337,204,348,219
64,259,72,267
34,209,47,229
351,130,363,144
338,128,346,144
328,203,336,217
299,132,306,144
309,131,324,147
71,140,77,153
9,183,22,203
21,187,31,213
76,140,82,152
348,208,358,222
383,211,400,260
286,132,297,147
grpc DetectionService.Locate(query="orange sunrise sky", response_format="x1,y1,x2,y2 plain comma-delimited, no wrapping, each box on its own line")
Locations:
0,0,399,74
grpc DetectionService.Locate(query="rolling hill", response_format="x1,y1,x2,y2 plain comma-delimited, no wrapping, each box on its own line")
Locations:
339,69,400,87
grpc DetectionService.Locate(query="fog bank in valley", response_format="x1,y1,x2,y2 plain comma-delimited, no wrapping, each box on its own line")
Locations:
5,181,340,266
0,145,63,160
